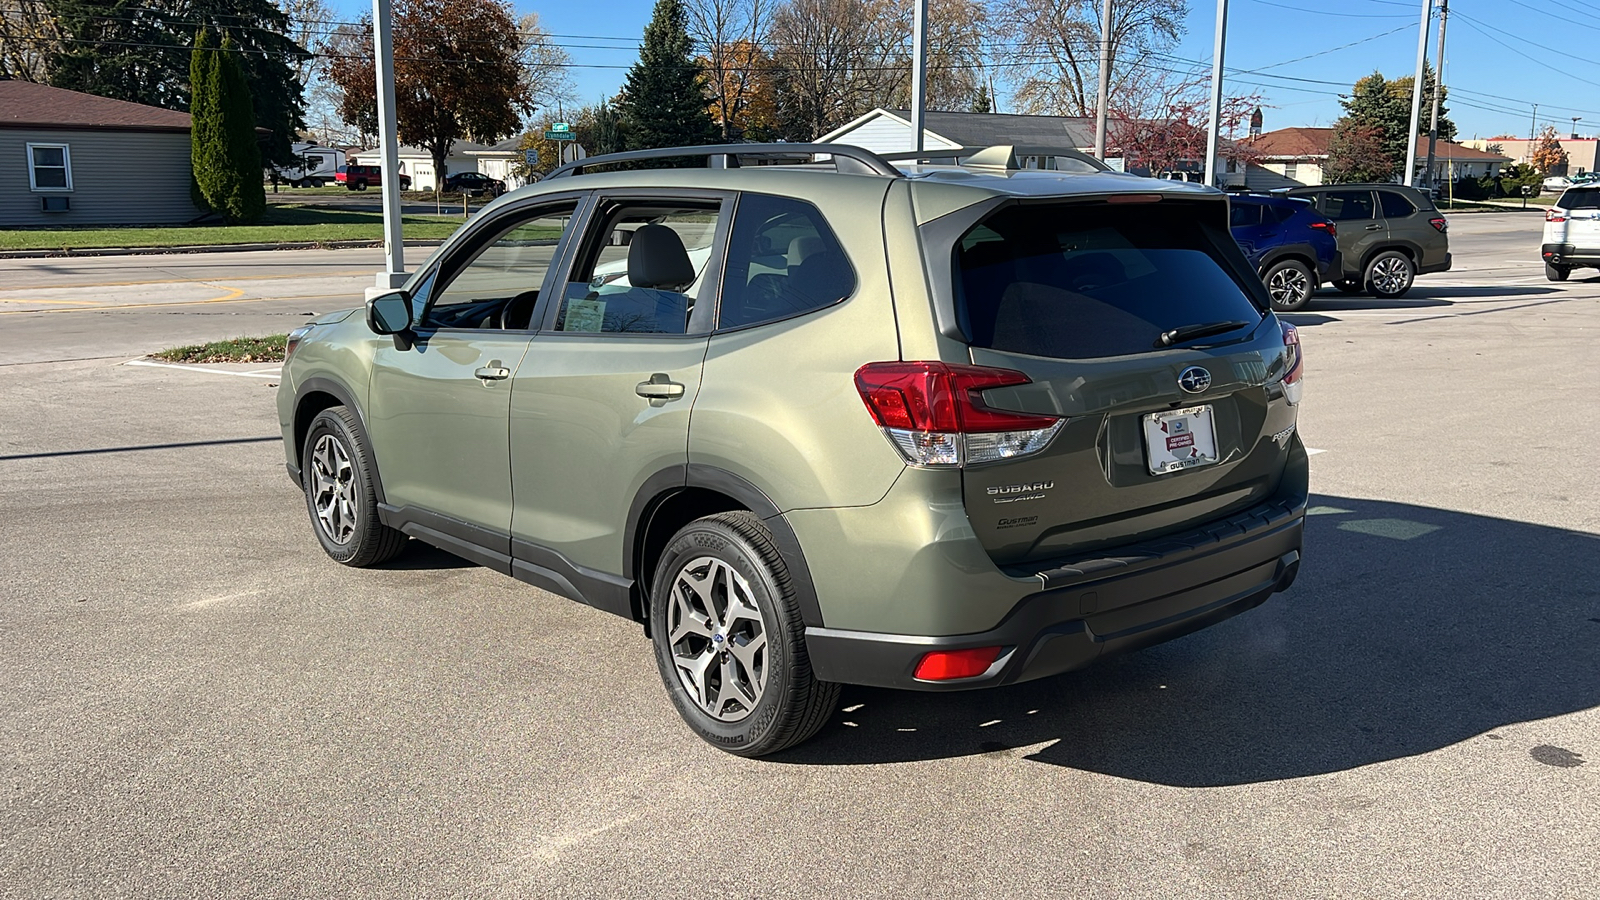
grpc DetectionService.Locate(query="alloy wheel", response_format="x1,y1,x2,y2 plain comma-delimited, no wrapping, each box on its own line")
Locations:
1269,266,1311,307
309,434,358,544
667,556,768,722
1370,257,1411,295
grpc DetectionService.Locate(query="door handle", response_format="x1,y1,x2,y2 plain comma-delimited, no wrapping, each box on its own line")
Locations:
636,373,686,401
475,359,510,382
1365,223,1382,231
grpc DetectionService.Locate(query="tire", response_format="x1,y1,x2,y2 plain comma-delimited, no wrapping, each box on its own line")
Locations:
1263,258,1315,312
1334,279,1365,295
1363,250,1415,299
649,511,839,757
1546,263,1571,282
301,406,407,567
354,180,368,191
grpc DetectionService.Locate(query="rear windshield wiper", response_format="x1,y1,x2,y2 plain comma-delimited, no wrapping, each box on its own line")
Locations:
1158,320,1251,347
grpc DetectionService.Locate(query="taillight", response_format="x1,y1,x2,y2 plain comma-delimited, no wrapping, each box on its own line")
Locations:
1429,216,1447,233
1309,220,1336,238
284,324,314,363
1547,209,1567,223
854,362,1066,467
914,646,1003,680
1280,322,1303,407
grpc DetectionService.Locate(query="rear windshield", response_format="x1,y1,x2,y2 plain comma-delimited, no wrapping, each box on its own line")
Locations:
1558,188,1600,210
953,202,1264,359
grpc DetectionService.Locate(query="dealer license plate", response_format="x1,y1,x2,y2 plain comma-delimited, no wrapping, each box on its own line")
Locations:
1143,406,1220,475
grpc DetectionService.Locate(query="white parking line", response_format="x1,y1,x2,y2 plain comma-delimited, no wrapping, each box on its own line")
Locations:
124,358,281,379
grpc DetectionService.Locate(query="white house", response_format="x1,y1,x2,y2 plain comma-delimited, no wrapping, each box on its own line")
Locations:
817,108,1098,170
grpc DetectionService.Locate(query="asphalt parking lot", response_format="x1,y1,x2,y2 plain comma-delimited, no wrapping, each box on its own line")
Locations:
2,212,1596,898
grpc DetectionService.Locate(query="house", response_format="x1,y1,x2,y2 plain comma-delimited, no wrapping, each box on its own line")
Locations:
1251,126,1512,186
351,141,498,191
0,81,200,226
1459,137,1598,176
465,137,530,189
818,108,1101,170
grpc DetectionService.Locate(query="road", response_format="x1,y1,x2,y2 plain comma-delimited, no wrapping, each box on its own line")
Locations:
1,211,1596,898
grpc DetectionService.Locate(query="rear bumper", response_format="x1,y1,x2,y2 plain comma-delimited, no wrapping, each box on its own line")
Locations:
1317,251,1340,283
805,491,1305,691
1418,251,1452,275
1543,243,1600,266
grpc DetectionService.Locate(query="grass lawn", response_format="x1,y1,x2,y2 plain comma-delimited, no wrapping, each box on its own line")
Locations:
153,335,287,364
0,204,480,251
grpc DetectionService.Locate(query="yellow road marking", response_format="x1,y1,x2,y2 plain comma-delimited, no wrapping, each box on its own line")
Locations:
0,270,371,293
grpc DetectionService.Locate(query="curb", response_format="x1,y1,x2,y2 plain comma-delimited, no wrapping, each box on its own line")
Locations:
0,238,447,260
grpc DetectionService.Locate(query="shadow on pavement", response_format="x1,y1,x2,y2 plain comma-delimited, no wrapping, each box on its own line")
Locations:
377,541,478,570
778,496,1600,785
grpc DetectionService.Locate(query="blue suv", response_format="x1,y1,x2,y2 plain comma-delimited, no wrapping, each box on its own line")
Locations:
1229,193,1339,312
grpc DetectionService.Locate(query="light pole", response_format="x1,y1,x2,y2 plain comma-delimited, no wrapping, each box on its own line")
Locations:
1403,0,1431,187
910,0,927,153
370,0,405,295
1202,0,1228,187
1093,0,1113,161
1573,116,1583,139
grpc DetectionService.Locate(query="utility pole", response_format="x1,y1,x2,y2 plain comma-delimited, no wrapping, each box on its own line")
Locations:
910,0,927,153
1403,0,1430,187
1528,102,1538,163
1424,0,1448,191
1093,0,1113,160
370,0,405,295
1202,0,1228,187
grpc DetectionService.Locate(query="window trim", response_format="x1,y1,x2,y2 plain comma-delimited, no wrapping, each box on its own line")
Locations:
412,189,593,334
538,188,734,338
711,191,860,335
26,142,72,192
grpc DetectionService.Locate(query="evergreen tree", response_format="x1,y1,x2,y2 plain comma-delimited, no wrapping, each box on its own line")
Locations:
1339,72,1410,180
47,0,182,108
1390,62,1455,143
191,29,263,223
618,0,716,154
47,0,308,167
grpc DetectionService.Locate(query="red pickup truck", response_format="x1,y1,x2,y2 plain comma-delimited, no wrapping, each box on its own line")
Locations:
335,164,412,191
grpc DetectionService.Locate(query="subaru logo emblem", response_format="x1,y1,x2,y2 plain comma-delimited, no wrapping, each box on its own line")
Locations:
713,634,724,644
1178,366,1211,393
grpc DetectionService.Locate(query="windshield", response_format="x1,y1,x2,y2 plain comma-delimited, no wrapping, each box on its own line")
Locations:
953,202,1264,359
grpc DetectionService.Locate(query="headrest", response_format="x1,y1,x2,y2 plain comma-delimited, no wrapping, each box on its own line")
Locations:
627,224,695,290
786,235,825,267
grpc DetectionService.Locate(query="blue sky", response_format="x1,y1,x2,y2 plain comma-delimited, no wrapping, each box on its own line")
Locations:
334,0,1600,140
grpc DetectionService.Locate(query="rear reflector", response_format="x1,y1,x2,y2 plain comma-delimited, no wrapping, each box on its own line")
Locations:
855,362,1065,467
914,646,1004,681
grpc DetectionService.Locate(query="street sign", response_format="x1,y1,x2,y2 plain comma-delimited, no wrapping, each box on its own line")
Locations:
524,149,538,167
551,122,571,132
544,130,575,141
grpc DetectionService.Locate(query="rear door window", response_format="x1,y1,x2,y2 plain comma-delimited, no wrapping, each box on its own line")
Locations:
1229,203,1263,227
954,202,1264,359
1321,190,1376,220
552,201,723,335
717,193,855,329
1378,190,1416,219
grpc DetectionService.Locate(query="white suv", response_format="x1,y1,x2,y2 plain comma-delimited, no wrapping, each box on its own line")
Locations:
1542,185,1600,281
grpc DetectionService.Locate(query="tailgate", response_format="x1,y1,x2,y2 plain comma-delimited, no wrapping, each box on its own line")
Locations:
944,198,1301,567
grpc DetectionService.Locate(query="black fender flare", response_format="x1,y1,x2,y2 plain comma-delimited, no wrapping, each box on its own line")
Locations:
1257,243,1319,275
625,464,825,628
291,376,385,504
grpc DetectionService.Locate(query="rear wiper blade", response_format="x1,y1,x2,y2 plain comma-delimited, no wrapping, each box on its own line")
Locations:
1158,320,1250,347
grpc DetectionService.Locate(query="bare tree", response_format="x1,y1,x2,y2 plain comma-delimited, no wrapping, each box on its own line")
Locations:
767,0,906,140
996,0,1184,117
0,0,59,82
518,11,576,113
686,0,773,140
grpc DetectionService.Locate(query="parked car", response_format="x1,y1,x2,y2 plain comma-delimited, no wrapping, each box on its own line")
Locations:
443,171,507,197
1285,183,1451,298
1541,184,1600,280
1229,193,1339,312
1543,175,1573,194
337,164,411,191
278,143,1307,756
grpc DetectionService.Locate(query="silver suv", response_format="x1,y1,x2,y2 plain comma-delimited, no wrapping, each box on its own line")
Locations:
278,144,1309,756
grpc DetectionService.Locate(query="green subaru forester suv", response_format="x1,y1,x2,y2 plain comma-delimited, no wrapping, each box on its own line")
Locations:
278,144,1308,756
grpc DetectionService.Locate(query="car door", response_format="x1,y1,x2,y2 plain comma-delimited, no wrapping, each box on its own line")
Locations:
366,195,587,567
1314,189,1383,276
508,191,731,614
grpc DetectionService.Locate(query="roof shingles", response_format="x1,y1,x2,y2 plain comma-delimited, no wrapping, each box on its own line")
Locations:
0,81,192,132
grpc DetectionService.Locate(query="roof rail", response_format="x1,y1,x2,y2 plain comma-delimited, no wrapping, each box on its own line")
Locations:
878,144,1111,172
546,143,901,179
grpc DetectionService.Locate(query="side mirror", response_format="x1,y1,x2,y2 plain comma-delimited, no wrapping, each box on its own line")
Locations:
366,291,415,350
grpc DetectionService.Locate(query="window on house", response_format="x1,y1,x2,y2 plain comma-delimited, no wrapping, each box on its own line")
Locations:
1284,162,1299,181
27,143,71,191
